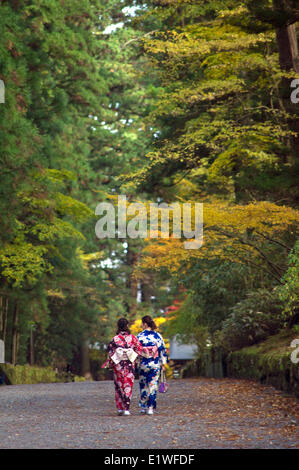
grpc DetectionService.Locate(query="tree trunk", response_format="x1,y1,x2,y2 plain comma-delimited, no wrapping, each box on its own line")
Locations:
30,327,34,365
140,275,153,303
125,241,139,321
276,23,299,72
80,339,91,379
16,329,20,363
0,297,2,337
2,297,8,343
0,296,8,342
11,303,19,365
275,17,299,159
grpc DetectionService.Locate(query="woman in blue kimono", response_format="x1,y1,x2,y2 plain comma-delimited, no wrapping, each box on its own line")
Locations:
137,315,168,415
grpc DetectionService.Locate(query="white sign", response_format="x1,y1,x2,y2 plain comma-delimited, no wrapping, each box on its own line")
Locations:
0,340,4,364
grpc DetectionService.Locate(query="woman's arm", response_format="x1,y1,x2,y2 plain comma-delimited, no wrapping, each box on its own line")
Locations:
132,334,144,356
157,332,168,367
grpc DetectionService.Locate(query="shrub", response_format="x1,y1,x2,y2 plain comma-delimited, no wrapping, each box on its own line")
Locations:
0,363,85,385
220,288,284,350
89,348,110,381
277,239,299,326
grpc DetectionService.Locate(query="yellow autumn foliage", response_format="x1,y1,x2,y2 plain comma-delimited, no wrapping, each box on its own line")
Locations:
136,200,299,274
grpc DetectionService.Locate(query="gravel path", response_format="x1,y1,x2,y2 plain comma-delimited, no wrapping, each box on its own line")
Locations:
0,378,298,449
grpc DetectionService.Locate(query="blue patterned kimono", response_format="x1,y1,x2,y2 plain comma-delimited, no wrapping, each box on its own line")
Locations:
137,329,168,410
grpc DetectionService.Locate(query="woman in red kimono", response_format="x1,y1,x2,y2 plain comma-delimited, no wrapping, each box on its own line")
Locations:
107,318,143,416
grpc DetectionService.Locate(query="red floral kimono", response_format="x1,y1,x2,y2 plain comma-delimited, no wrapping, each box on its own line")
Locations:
107,331,143,411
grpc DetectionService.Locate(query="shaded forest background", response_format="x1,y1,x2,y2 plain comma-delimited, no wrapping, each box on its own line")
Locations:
0,0,298,377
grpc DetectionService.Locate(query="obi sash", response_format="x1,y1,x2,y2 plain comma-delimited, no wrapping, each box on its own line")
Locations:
110,347,138,364
141,345,159,359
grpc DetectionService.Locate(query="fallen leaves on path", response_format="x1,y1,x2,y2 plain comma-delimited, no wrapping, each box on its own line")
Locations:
0,379,298,449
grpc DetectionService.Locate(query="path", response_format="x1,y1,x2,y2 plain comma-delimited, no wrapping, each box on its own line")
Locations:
0,378,298,449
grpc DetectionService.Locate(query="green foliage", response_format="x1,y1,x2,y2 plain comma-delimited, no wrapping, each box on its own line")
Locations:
0,363,85,385
167,261,256,340
277,239,299,324
220,288,285,350
165,295,210,350
125,2,297,202
226,329,299,397
0,0,139,369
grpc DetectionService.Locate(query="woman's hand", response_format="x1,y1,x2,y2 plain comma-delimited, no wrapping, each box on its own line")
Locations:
161,365,165,371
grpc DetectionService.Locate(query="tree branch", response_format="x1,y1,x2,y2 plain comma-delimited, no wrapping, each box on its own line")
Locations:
211,228,285,279
121,30,159,49
255,231,292,251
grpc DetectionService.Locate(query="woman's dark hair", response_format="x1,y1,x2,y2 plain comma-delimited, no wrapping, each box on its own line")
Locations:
142,315,157,330
116,317,130,334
